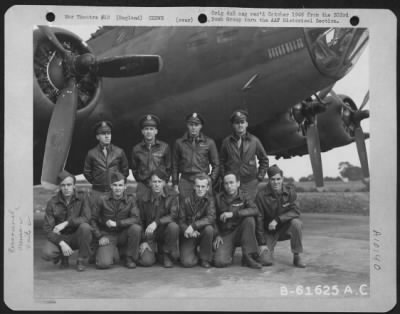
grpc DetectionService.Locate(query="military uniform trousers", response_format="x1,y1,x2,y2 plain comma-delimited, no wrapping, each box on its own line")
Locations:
259,218,303,263
138,222,180,266
96,224,142,269
239,179,260,202
213,217,259,267
42,223,93,261
87,189,109,261
180,225,214,267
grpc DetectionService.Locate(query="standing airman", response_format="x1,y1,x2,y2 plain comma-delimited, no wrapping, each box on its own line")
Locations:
220,110,269,201
131,114,171,200
172,112,219,198
83,120,129,200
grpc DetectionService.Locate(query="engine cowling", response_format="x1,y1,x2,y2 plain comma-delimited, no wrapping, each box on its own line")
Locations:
33,27,102,125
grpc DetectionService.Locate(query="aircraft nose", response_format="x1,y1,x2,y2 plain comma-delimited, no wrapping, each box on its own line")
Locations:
304,27,369,79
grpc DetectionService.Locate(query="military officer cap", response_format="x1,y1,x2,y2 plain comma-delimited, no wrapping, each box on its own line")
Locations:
230,109,249,123
186,112,204,125
110,171,127,184
150,168,169,182
57,170,76,184
139,114,160,129
267,164,283,178
93,120,113,134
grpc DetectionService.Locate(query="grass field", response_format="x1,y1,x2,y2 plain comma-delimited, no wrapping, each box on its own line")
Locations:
294,180,368,192
34,180,369,216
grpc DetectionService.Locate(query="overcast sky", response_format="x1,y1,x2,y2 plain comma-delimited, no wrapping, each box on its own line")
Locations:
61,25,370,180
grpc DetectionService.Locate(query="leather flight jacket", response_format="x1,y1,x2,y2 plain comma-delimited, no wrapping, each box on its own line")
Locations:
131,139,171,184
220,132,269,184
172,132,220,185
214,190,258,236
255,183,301,245
179,192,216,233
83,144,129,192
43,191,91,244
90,193,141,239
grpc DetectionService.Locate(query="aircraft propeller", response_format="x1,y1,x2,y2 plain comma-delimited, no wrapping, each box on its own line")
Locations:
38,25,163,189
291,92,329,189
330,90,370,179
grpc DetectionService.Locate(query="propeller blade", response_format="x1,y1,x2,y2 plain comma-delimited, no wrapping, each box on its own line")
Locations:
37,25,69,57
354,127,370,178
318,83,335,99
96,55,163,77
359,90,370,111
41,79,78,189
306,124,324,188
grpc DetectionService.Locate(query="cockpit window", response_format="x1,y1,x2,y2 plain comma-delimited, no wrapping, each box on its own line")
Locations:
304,28,369,78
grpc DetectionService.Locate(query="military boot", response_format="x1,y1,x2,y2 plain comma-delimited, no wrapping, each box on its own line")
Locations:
163,253,174,268
241,253,262,269
60,256,69,269
293,254,306,268
76,258,86,272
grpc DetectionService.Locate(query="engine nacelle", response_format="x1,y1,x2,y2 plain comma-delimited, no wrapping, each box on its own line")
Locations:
255,95,360,158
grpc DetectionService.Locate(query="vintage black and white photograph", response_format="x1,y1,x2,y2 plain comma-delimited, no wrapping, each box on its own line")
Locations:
4,6,397,312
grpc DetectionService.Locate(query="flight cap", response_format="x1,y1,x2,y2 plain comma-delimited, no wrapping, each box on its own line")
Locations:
94,120,113,134
140,114,160,129
267,164,283,178
186,112,204,125
57,170,76,185
230,109,248,123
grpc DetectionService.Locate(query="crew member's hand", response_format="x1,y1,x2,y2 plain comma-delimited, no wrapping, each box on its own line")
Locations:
192,230,201,238
220,212,233,223
139,242,152,255
53,221,68,234
184,225,195,238
174,185,179,194
268,219,278,231
213,236,223,250
59,240,73,256
259,245,268,254
106,219,117,228
99,236,110,246
145,221,157,237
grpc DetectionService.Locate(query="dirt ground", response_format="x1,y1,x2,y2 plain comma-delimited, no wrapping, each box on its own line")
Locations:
33,213,369,303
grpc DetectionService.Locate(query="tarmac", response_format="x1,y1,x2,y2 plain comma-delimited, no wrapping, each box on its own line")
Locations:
33,213,370,301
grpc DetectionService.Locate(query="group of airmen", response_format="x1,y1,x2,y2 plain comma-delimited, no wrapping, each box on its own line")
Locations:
42,110,305,271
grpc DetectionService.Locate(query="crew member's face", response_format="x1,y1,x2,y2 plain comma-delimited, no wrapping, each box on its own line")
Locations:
96,131,112,146
270,173,283,193
150,175,166,194
142,126,158,142
187,122,202,137
232,120,248,136
60,176,75,198
194,178,209,198
223,174,240,196
111,179,126,199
